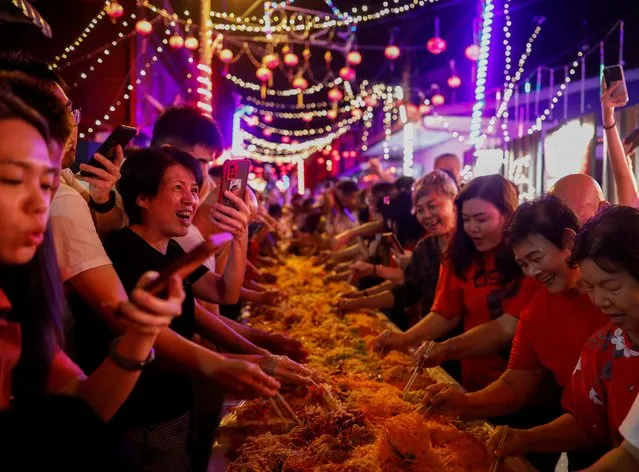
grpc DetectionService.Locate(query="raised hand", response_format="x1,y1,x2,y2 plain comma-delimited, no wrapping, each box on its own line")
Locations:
211,191,250,240
78,145,124,204
422,382,468,418
208,357,281,399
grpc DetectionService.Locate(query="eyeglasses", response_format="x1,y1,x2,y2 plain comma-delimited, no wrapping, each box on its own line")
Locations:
71,108,81,127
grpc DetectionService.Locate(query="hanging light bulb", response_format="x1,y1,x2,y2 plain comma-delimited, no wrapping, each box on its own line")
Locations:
448,75,462,88
263,53,279,70
465,44,481,61
346,50,362,66
431,93,445,106
106,0,124,20
185,36,199,50
292,76,308,90
339,66,356,81
426,18,447,54
169,34,184,49
135,19,153,36
328,88,344,103
384,45,400,60
284,53,299,67
327,109,338,120
219,49,233,63
256,67,272,83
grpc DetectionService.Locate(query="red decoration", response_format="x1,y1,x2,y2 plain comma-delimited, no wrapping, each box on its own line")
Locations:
219,49,233,63
169,35,184,49
342,151,349,158
327,88,343,103
291,139,299,145
263,128,273,137
406,104,420,122
135,19,153,36
185,36,199,50
465,44,481,61
256,67,272,82
292,76,309,90
281,136,291,144
364,95,378,107
327,109,337,120
246,116,259,127
339,66,356,81
419,103,432,115
349,151,357,158
322,148,330,156
426,37,447,55
302,113,313,123
447,75,462,88
346,51,362,66
384,45,400,60
432,93,445,106
263,54,279,70
318,157,325,164
263,114,274,124
283,53,299,67
106,1,124,20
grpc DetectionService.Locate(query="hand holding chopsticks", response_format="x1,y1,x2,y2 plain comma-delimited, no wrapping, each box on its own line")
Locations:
490,426,509,472
402,341,434,399
270,393,302,426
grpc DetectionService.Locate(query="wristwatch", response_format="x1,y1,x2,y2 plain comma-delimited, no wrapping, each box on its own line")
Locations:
108,337,155,371
88,190,116,213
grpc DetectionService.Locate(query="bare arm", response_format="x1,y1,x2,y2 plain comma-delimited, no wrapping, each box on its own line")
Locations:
333,220,385,249
443,314,518,361
583,442,639,472
339,291,395,312
402,311,462,346
363,280,395,296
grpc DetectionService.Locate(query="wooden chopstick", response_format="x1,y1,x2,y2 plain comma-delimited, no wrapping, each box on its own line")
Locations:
269,397,286,422
401,341,434,399
490,425,509,472
276,392,302,426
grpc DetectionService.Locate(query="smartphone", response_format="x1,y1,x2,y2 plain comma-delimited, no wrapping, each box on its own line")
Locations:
623,127,639,154
144,232,233,295
218,159,250,209
603,65,629,102
80,125,137,177
383,232,404,254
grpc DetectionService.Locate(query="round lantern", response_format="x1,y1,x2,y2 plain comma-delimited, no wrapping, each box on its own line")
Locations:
364,95,378,107
263,53,279,70
283,53,299,68
426,37,447,55
322,148,330,156
406,103,420,122
318,157,325,164
281,136,291,144
349,150,357,158
431,93,445,106
327,109,338,120
263,114,274,124
106,1,124,20
384,45,400,60
291,140,299,145
302,113,313,123
292,76,309,90
256,67,272,83
419,103,432,115
339,66,356,82
219,49,233,63
169,34,184,49
246,116,259,127
346,51,362,66
263,128,273,137
327,88,343,103
465,44,481,61
185,36,199,50
447,75,462,88
135,19,153,36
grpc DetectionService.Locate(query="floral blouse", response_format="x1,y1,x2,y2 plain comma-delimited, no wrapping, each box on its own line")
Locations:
562,322,639,446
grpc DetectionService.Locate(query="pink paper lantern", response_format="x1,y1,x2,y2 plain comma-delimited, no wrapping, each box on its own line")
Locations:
447,75,462,88
339,66,356,81
283,53,299,68
465,44,481,61
432,93,445,106
346,51,362,66
384,45,400,60
135,19,153,36
426,37,447,55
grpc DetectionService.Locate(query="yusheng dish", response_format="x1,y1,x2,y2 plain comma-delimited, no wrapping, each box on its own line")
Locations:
219,257,517,471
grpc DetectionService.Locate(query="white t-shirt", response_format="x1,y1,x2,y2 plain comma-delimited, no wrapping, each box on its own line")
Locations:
49,171,112,282
620,392,639,449
173,225,216,273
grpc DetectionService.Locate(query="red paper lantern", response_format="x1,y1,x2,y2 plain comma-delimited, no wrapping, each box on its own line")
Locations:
327,109,338,120
185,36,199,50
263,114,274,124
263,128,273,137
349,151,357,158
302,113,313,123
318,157,325,164
291,140,299,145
322,148,330,156
327,88,343,103
339,66,356,81
346,51,362,66
169,35,184,49
283,53,299,67
256,67,272,82
292,76,309,90
406,103,420,122
263,53,279,70
431,93,445,106
135,19,153,36
465,44,481,61
384,45,400,60
426,37,447,55
219,49,233,63
419,103,432,115
447,75,462,88
331,150,339,157
364,95,378,107
106,1,124,20
281,136,291,144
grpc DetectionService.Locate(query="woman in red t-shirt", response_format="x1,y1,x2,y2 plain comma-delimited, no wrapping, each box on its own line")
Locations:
489,206,639,464
373,174,534,392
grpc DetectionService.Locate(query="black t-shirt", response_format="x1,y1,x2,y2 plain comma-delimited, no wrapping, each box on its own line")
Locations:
69,227,208,429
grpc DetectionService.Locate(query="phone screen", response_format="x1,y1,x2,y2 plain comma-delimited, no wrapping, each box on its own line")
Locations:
604,65,623,86
219,159,250,210
80,125,137,177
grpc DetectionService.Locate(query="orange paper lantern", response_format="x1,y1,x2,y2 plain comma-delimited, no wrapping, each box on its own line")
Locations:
346,51,362,66
135,19,153,36
384,45,400,60
283,53,299,67
185,36,199,50
219,49,234,63
106,1,124,20
263,54,279,69
169,35,184,49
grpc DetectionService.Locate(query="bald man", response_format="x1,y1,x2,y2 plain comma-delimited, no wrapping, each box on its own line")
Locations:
434,153,462,186
548,174,607,224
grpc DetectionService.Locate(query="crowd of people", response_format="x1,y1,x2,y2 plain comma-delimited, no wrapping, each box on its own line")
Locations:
1,50,639,472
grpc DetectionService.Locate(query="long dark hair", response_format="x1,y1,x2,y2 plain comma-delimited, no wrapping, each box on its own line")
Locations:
0,228,64,403
446,174,519,283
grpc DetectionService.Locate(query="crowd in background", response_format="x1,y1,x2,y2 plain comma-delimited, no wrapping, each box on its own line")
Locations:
1,51,639,472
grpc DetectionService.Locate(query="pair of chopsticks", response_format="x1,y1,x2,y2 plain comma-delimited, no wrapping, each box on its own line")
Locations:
269,392,302,426
413,402,434,415
401,341,434,399
309,378,340,411
490,425,509,472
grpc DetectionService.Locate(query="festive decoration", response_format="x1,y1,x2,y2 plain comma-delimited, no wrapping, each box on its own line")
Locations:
263,128,273,137
264,53,280,69
302,113,313,123
469,0,495,145
52,8,108,67
465,44,480,61
328,87,343,103
135,19,153,35
403,122,415,176
169,34,184,49
185,36,199,50
426,17,446,54
263,113,274,124
383,86,394,159
346,50,362,66
432,93,445,106
292,76,309,90
219,48,234,63
384,45,400,60
419,102,432,115
256,67,272,82
284,52,299,67
327,109,338,120
448,75,461,88
281,136,291,144
339,66,356,82
106,1,124,20
226,73,342,97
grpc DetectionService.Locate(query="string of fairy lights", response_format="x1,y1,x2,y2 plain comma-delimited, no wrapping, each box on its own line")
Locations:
225,73,343,96
52,7,107,67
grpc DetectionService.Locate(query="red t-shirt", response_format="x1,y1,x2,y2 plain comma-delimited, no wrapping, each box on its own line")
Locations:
562,323,639,445
0,289,84,409
509,289,608,388
431,254,539,391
